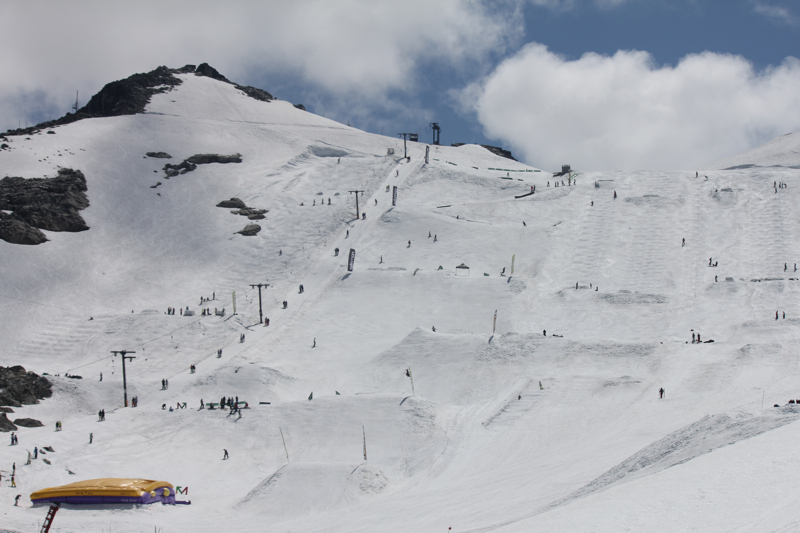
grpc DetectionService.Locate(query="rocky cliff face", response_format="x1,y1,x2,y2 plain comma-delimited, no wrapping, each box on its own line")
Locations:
0,168,89,244
0,366,52,408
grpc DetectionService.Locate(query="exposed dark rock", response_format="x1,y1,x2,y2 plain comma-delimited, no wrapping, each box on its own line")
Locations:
0,366,52,407
236,224,261,236
0,168,89,245
146,152,172,159
194,63,230,82
0,213,47,244
0,407,13,413
186,153,242,165
174,64,197,74
47,131,55,134
247,214,265,220
0,413,17,432
163,154,241,178
481,145,517,161
294,104,306,111
14,418,43,428
236,85,273,102
0,143,9,150
217,198,246,209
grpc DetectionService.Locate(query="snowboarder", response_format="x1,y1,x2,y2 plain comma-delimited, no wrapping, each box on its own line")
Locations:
223,449,229,460
283,301,288,309
659,387,665,399
14,494,20,506
89,433,93,444
200,399,205,409
299,284,304,294
432,326,436,332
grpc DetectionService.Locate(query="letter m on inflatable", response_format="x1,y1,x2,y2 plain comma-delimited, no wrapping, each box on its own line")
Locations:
177,486,188,495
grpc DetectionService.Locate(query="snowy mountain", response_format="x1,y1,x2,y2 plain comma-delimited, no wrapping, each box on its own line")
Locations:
1,65,800,533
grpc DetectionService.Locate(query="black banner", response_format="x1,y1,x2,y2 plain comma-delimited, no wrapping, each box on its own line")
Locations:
348,248,356,271
392,186,398,206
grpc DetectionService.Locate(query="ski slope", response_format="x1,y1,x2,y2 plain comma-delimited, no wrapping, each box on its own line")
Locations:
2,72,800,533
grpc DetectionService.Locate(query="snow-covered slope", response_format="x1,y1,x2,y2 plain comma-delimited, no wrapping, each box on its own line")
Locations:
704,130,800,170
1,72,800,533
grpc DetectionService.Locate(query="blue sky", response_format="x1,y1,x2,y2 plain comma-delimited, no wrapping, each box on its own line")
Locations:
2,0,799,170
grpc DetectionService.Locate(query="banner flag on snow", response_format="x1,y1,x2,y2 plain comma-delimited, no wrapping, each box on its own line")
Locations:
392,186,398,206
511,254,515,276
348,249,356,271
232,291,236,314
493,310,497,334
425,145,430,164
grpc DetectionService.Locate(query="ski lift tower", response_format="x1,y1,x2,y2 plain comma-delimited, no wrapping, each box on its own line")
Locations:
397,133,413,158
430,123,440,145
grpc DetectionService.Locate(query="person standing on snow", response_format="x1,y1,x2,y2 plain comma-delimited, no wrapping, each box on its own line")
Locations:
659,387,665,399
223,449,229,460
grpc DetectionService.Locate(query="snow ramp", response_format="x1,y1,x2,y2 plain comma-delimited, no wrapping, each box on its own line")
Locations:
545,405,800,512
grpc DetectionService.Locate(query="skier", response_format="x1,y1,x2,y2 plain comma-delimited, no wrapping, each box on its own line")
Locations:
715,275,718,282
501,267,505,276
613,191,617,199
89,433,93,444
785,263,787,271
100,372,102,381
590,201,593,206
335,248,339,256
659,387,665,399
283,301,288,309
692,333,695,343
432,326,436,332
428,232,431,238
783,311,786,319
299,284,304,294
346,230,349,238
408,240,411,248
265,318,270,326
200,399,205,409
543,329,546,336
697,334,701,342
776,311,779,320
14,494,20,506
374,199,377,206
223,449,229,460
682,238,685,247
34,447,38,459
338,158,340,164
313,199,315,206
539,381,543,390
575,282,578,290
312,338,316,348
328,198,331,205
434,235,437,242
523,221,527,225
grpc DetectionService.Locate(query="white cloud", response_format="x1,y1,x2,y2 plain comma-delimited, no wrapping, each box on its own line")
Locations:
752,2,797,25
461,44,800,170
0,0,521,133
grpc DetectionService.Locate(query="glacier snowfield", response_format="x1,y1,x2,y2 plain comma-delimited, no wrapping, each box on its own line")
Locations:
2,73,800,532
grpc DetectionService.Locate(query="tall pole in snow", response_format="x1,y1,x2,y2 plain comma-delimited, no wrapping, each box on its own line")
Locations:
362,425,367,463
397,133,412,158
406,367,415,396
349,190,365,220
111,350,136,407
249,283,270,324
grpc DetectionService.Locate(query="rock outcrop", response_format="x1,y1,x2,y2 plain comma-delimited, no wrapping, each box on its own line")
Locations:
0,366,52,407
0,413,16,432
217,198,247,209
146,152,172,159
14,418,44,428
236,224,261,236
0,168,90,245
163,153,242,178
